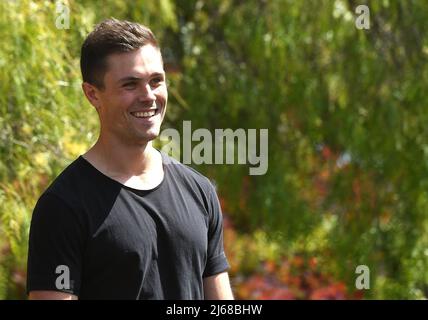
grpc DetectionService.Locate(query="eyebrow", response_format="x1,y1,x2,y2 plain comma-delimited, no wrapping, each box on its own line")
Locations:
117,72,165,84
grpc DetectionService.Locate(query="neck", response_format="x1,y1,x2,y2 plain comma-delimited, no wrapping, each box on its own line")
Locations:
84,131,159,179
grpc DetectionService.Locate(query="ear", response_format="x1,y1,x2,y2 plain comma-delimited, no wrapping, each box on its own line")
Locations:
82,82,102,109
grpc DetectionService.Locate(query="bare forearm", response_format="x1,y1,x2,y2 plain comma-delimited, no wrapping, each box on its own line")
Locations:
203,272,234,300
29,291,78,300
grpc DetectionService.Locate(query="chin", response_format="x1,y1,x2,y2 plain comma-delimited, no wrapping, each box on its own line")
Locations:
139,130,160,142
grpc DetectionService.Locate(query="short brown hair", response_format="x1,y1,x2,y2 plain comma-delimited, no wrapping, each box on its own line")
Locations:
80,18,160,89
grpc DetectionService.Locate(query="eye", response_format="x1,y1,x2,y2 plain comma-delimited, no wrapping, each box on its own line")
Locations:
149,76,164,87
123,82,137,90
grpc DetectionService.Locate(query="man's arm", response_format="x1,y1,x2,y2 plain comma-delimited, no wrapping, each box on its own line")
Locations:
27,193,84,299
203,272,234,300
29,291,78,300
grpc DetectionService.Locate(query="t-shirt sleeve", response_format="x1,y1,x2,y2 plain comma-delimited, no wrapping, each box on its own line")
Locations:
26,192,85,296
202,181,230,278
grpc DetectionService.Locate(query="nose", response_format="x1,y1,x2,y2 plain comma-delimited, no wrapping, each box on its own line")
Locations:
138,83,156,102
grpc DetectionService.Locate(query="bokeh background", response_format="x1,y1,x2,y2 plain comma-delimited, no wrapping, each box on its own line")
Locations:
1,0,428,299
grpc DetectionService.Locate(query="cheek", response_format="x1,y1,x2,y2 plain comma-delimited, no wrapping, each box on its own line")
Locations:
156,88,168,105
104,92,135,111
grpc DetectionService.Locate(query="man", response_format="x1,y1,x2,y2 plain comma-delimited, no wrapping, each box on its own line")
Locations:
26,18,233,300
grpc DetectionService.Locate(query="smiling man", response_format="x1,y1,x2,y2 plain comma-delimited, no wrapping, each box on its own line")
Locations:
26,18,233,300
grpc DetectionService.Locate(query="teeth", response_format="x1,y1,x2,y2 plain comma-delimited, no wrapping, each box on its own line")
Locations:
133,110,156,118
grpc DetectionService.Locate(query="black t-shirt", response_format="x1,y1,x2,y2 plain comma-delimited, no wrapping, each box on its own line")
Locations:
26,151,229,299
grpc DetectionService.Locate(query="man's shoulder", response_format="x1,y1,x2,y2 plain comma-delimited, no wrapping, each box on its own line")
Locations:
42,156,94,206
160,151,216,193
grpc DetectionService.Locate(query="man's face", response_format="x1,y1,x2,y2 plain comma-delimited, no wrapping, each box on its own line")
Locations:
89,45,168,145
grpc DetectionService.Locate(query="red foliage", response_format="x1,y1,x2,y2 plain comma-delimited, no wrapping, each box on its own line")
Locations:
309,283,347,300
227,241,363,300
231,251,362,300
221,210,363,300
236,275,296,300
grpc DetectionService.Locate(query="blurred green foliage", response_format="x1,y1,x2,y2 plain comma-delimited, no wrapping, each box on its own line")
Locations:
0,0,427,299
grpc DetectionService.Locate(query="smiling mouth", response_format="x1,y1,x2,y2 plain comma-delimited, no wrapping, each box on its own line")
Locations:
130,108,159,119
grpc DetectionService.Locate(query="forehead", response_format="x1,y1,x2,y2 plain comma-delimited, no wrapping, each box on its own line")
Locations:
105,45,164,80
